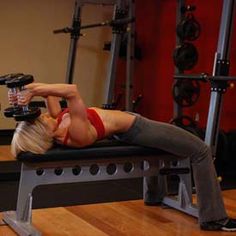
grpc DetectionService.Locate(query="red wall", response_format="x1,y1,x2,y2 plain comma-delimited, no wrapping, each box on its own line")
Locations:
126,0,236,131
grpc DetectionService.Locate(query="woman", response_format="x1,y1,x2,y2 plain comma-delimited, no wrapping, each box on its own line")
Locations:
10,82,236,231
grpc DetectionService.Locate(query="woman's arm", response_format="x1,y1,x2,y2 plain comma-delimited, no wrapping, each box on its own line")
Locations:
23,83,79,99
19,83,94,146
45,96,61,118
17,83,63,118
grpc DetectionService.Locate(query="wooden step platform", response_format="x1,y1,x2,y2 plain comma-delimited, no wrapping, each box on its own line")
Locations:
1,190,236,236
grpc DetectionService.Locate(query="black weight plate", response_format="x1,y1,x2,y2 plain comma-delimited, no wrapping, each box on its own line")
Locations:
0,77,7,85
176,14,201,41
173,42,198,71
170,115,196,128
5,78,20,88
6,75,34,88
172,79,200,107
15,75,34,87
4,107,22,118
0,73,24,85
13,107,41,121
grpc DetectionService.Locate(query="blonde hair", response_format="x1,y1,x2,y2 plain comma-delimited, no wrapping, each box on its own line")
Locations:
11,117,54,157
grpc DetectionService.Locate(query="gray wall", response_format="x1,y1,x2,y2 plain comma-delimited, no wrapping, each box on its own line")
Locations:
0,0,113,129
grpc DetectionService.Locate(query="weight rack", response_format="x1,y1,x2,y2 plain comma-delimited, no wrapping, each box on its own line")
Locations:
58,0,136,111
174,0,236,159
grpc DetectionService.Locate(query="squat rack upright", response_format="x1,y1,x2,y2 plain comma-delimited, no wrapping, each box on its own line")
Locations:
55,0,135,111
204,0,235,156
175,0,236,159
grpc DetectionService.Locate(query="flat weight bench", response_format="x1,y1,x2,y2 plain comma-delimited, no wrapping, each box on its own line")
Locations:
2,140,198,236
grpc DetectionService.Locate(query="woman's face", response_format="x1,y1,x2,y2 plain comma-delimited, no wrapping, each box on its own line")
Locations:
40,113,58,134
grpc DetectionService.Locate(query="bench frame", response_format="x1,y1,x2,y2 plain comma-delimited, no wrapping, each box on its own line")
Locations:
2,147,198,236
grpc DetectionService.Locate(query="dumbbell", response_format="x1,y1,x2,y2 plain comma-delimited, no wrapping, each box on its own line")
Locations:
0,73,24,117
5,74,41,121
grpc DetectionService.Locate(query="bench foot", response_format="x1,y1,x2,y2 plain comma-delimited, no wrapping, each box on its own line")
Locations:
162,181,198,217
2,211,41,236
162,197,198,217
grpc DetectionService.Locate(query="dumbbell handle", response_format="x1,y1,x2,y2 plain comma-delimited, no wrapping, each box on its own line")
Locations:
8,87,18,106
6,74,34,109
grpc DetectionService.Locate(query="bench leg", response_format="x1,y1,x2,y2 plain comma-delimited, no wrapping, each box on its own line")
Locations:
2,164,41,236
162,159,198,217
144,158,199,217
162,179,198,217
3,193,41,236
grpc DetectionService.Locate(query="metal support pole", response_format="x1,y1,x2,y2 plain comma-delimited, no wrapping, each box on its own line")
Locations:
65,0,82,84
173,0,185,118
103,0,126,105
205,0,235,157
62,0,132,106
125,0,135,111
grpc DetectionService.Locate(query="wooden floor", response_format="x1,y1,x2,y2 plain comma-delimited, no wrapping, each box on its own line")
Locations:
0,189,235,236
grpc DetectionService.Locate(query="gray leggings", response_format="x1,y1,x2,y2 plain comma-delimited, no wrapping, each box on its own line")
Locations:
114,115,227,223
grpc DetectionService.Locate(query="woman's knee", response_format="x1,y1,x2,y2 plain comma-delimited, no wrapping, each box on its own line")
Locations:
191,140,212,163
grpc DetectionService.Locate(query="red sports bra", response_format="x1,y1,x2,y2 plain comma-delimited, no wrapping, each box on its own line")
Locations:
56,108,105,145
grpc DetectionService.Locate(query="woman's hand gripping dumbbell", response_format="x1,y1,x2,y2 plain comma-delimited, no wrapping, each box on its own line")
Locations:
5,74,41,121
0,73,24,117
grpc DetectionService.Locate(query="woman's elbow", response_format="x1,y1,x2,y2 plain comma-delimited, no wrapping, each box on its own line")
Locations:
66,84,79,98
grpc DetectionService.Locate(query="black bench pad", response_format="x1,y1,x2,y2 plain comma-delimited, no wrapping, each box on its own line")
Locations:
17,140,172,163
